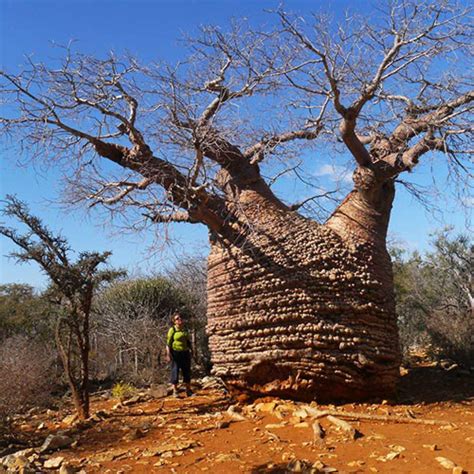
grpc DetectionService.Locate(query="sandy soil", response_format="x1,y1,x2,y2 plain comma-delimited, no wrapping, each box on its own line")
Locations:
5,362,474,473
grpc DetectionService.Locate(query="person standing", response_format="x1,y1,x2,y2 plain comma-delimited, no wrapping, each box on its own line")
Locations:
166,313,194,397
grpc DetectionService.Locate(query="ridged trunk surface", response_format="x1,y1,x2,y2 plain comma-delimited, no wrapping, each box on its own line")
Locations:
207,183,401,401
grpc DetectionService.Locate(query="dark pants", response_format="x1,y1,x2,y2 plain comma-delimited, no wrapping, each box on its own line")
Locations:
170,350,191,384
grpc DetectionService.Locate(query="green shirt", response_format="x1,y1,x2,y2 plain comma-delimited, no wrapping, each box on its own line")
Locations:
167,326,190,352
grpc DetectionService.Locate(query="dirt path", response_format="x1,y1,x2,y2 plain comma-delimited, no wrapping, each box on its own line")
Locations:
4,364,474,473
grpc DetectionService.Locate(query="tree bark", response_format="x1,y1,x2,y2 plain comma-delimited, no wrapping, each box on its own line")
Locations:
207,170,400,401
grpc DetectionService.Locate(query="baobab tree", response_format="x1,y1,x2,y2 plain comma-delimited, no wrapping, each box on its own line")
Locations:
1,0,472,400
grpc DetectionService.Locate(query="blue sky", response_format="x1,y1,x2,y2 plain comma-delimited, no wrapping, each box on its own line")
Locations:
1,0,471,289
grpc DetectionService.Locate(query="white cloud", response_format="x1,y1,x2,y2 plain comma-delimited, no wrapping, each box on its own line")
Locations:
462,196,474,207
314,164,353,183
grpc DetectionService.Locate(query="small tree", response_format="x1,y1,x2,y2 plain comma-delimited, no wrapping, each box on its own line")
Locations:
0,196,121,419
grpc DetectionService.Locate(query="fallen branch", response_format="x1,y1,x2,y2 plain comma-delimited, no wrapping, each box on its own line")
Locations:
191,425,216,435
305,408,452,426
312,421,325,444
326,415,360,439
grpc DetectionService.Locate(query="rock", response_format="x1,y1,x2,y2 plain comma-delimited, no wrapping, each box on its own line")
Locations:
226,405,246,421
294,422,309,428
27,452,39,464
216,420,230,429
399,366,409,376
74,420,93,431
37,422,46,430
1,448,36,465
86,409,110,423
122,428,145,442
149,384,168,398
62,414,78,426
265,423,287,429
312,460,338,472
95,409,110,418
122,395,143,406
287,459,304,472
44,456,64,469
90,449,129,463
435,457,457,470
376,446,405,462
388,445,406,453
91,452,116,463
452,468,465,474
289,416,303,424
143,439,199,458
293,409,309,419
422,444,438,451
40,434,74,453
255,402,277,413
312,421,325,443
59,464,77,474
199,376,227,391
214,453,240,462
1,454,30,471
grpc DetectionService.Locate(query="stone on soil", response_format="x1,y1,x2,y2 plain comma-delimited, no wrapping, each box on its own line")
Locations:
149,384,168,398
40,434,74,453
435,456,458,470
44,456,64,469
62,414,78,426
59,464,77,474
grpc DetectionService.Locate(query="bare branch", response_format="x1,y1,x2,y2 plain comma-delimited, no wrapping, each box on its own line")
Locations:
143,210,198,224
289,189,339,211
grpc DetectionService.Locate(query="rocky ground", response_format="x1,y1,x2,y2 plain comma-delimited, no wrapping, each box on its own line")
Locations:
1,359,473,473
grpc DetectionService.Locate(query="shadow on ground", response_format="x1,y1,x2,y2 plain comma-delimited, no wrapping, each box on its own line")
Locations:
396,365,474,404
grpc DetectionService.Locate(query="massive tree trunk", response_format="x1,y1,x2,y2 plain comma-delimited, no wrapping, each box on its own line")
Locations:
207,168,400,401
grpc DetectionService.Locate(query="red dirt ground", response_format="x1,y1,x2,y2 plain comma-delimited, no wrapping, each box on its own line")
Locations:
7,362,474,473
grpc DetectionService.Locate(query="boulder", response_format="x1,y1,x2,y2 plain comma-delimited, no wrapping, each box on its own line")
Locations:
40,434,74,453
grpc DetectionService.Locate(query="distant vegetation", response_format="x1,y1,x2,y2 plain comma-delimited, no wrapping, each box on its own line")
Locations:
392,230,473,366
0,228,471,432
0,196,206,430
0,260,207,434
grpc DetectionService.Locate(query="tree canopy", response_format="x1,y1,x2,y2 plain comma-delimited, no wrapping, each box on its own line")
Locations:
1,0,472,236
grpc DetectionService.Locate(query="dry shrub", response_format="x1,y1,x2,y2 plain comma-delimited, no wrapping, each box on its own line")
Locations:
426,310,474,366
0,335,56,422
